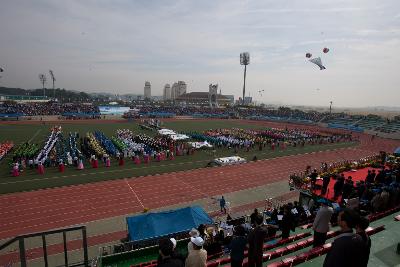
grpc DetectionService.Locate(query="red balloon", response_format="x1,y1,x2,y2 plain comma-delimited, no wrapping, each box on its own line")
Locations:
306,53,312,58
323,47,329,53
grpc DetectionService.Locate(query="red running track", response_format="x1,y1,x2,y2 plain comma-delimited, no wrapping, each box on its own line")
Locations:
0,133,398,241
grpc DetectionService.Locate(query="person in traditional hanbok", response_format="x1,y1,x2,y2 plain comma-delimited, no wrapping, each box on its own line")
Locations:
77,158,84,170
119,156,124,166
67,153,73,165
58,159,65,172
12,163,20,177
144,154,149,164
169,151,175,160
134,155,141,165
38,161,45,174
105,156,111,167
92,157,98,168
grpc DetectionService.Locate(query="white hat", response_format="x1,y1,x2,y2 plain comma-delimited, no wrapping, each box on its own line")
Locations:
190,236,204,247
189,228,200,237
170,238,177,249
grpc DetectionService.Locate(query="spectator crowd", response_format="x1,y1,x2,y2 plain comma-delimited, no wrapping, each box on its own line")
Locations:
0,102,99,116
155,157,400,267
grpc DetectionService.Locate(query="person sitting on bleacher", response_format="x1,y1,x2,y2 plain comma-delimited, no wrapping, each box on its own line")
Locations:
323,209,365,267
157,238,184,267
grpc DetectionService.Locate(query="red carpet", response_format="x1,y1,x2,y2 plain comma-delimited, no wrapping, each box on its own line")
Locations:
314,167,381,201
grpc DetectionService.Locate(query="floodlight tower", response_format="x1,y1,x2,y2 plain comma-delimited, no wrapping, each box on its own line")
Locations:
0,66,4,80
240,52,250,105
39,74,47,97
329,101,333,115
49,70,56,99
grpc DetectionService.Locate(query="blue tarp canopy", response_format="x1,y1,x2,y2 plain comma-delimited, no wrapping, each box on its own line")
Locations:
394,147,400,155
126,206,213,242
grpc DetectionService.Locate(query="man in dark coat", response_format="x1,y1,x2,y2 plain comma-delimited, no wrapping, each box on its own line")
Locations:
355,216,371,267
310,169,318,190
334,176,345,200
230,225,247,267
322,175,331,195
157,238,184,267
280,206,294,239
248,215,268,267
323,209,364,267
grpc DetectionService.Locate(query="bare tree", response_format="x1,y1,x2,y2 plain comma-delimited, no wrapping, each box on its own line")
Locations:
39,74,47,97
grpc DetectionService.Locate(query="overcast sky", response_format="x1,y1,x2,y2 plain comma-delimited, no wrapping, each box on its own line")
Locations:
0,0,399,107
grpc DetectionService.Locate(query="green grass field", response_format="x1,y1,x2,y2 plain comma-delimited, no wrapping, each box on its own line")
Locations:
0,120,358,194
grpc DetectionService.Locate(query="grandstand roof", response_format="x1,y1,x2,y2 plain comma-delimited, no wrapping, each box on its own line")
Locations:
0,94,49,102
176,92,231,100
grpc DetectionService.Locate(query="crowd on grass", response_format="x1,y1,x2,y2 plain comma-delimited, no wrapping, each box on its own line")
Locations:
188,128,352,150
9,127,196,176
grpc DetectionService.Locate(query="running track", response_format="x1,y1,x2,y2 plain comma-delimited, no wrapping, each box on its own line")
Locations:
0,125,399,241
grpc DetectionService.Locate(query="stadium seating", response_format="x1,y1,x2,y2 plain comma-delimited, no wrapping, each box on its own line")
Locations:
267,225,385,267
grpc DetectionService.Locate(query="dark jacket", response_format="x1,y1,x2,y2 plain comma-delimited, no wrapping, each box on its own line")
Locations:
248,225,268,265
158,256,184,267
230,235,247,261
357,232,371,267
323,231,364,267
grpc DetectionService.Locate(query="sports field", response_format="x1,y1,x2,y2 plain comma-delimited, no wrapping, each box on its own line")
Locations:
0,120,357,194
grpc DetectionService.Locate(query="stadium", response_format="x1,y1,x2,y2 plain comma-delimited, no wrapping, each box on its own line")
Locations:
1,1,400,267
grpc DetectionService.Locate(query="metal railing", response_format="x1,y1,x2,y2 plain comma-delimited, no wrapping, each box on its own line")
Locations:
0,225,89,267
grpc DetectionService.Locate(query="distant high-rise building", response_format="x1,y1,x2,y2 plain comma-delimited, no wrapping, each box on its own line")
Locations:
163,84,171,100
171,81,187,100
144,81,151,99
209,84,218,108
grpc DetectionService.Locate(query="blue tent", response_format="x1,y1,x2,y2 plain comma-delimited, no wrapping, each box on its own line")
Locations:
126,206,213,242
394,147,400,156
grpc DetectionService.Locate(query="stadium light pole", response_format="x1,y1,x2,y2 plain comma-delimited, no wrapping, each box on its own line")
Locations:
240,52,250,105
39,74,47,97
0,66,4,80
329,101,333,115
49,70,56,99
